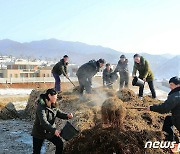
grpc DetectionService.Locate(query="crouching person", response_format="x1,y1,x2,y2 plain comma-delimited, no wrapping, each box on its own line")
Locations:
146,76,180,142
32,89,73,154
103,63,113,89
76,59,105,95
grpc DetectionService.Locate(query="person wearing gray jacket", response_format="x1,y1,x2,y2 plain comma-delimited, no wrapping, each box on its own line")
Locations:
76,59,105,94
146,76,180,142
114,55,129,89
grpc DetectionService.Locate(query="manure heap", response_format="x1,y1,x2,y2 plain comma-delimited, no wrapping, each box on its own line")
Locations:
26,88,174,154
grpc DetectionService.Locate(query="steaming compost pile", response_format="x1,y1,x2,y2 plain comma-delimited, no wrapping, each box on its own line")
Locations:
101,97,126,128
26,88,174,154
64,127,171,154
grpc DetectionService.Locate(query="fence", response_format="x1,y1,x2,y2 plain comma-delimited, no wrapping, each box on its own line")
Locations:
0,76,78,84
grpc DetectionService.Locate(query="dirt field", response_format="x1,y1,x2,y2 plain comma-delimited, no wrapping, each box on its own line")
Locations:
0,78,177,154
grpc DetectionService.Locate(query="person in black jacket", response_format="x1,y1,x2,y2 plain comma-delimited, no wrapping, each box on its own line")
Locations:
103,63,113,89
52,55,69,92
76,59,106,94
114,55,129,89
146,76,180,142
32,89,73,154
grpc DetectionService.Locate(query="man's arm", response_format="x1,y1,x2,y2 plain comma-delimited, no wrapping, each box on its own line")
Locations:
150,95,177,114
114,64,120,73
61,65,68,77
132,65,137,77
143,60,149,79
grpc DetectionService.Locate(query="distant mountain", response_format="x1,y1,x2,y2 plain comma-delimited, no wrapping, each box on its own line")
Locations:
0,39,121,64
161,54,175,59
0,39,178,79
0,39,30,56
154,55,180,79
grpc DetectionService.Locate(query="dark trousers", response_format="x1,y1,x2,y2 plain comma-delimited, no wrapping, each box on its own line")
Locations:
119,73,129,89
78,76,92,94
33,136,63,154
139,80,156,98
53,73,61,92
162,116,179,143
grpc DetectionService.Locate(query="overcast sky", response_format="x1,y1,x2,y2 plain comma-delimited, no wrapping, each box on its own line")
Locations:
0,0,180,55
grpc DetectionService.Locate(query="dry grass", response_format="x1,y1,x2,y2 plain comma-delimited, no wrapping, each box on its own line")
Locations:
0,96,29,103
0,96,29,110
0,103,5,109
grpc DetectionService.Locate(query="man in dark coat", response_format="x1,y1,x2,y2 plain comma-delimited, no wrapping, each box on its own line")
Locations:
52,55,69,92
103,63,113,89
146,76,180,142
114,55,129,89
32,89,73,154
76,59,106,94
132,54,156,98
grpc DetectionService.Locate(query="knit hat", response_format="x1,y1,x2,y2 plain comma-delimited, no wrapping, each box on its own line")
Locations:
120,55,126,59
98,59,106,64
133,54,141,58
63,55,69,58
169,76,180,85
106,63,110,67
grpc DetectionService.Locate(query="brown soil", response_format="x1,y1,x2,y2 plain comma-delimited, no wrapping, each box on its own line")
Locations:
101,97,126,128
24,86,178,154
64,126,171,154
117,88,138,102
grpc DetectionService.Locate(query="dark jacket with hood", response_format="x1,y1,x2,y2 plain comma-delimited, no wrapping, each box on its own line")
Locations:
32,94,68,139
150,87,180,131
132,56,154,82
114,59,129,74
76,60,100,81
103,68,113,84
52,59,68,76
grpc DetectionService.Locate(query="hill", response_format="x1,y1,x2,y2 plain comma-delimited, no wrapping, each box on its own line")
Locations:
154,55,180,79
0,39,178,79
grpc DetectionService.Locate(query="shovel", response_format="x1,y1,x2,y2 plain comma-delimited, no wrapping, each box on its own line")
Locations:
66,76,76,87
62,70,76,87
126,107,146,110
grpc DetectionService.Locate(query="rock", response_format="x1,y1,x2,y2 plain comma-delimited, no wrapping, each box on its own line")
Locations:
24,90,45,120
0,102,19,120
